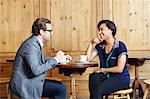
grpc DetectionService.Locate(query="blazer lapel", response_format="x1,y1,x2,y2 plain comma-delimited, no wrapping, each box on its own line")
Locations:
33,35,45,64
41,51,45,63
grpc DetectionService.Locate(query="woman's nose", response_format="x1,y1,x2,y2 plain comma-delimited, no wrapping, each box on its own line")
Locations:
98,31,102,35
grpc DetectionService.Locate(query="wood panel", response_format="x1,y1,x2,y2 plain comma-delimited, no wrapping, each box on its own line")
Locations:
50,0,150,52
0,0,51,53
126,0,148,50
0,63,13,78
0,0,150,98
0,0,150,54
51,0,97,52
112,0,150,50
113,0,129,43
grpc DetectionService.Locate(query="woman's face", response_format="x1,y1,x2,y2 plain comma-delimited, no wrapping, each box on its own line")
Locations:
98,23,112,41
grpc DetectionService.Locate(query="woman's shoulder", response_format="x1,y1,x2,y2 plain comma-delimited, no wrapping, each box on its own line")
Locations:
115,39,126,47
115,39,128,53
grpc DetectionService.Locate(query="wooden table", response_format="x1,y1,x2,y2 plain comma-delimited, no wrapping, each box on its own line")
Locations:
57,62,98,99
127,58,150,99
7,58,150,99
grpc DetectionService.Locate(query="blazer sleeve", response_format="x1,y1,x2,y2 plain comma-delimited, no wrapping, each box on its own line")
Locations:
22,44,58,76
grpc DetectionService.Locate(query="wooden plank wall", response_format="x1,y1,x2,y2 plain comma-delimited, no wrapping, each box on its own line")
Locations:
0,0,150,56
0,0,51,53
0,0,150,98
50,0,150,56
50,0,97,52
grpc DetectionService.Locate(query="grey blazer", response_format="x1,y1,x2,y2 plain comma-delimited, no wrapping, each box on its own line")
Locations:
9,35,58,99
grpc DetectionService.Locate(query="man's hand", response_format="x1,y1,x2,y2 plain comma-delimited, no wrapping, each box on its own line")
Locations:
65,55,72,63
55,50,72,63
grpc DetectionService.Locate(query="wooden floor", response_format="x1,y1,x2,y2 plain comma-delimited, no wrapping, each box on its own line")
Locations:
0,94,149,99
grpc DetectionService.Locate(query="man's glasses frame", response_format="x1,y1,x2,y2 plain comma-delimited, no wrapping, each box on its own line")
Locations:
46,30,52,32
46,30,53,34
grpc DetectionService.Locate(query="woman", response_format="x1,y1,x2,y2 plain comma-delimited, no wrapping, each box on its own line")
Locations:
86,20,130,99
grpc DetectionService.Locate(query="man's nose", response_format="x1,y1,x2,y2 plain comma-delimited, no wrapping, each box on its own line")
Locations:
51,31,54,35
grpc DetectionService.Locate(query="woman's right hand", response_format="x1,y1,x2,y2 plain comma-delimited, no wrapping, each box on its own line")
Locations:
91,37,101,44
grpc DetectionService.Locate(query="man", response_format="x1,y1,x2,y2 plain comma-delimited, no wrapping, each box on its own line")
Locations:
9,17,71,99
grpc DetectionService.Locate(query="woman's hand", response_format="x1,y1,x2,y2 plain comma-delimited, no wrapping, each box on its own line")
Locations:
91,32,104,44
94,69,102,73
94,68,106,73
91,37,101,44
97,31,104,42
100,68,108,74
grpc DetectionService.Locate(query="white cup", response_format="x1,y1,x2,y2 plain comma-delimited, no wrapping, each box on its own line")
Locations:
80,55,88,62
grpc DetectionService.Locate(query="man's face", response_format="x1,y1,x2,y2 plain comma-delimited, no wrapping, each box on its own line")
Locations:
43,23,53,42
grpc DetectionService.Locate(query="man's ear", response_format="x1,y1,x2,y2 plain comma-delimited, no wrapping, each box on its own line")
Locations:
39,29,44,35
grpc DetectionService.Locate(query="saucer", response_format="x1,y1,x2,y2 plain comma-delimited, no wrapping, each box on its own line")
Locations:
75,61,95,64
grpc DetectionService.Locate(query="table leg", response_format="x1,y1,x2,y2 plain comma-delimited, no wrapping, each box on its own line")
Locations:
69,74,76,99
132,65,144,99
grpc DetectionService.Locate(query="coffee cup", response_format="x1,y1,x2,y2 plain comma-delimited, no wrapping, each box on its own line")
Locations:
80,55,88,62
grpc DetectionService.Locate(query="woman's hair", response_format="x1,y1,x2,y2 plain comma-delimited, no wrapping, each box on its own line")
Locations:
32,17,51,36
97,20,116,37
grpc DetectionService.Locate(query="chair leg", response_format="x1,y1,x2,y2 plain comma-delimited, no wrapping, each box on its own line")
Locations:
127,94,130,99
113,95,118,99
143,84,149,99
105,95,109,99
114,94,131,99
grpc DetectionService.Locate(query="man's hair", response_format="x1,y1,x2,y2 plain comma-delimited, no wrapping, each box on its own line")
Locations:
97,20,116,37
32,17,51,36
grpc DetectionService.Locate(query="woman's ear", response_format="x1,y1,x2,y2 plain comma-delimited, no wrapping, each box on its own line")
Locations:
108,29,112,32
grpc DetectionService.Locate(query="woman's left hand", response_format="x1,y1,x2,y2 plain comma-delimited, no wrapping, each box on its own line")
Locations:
101,68,107,74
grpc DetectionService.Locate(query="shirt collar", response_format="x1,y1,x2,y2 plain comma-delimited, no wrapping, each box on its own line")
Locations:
99,38,119,49
113,39,119,48
37,36,44,48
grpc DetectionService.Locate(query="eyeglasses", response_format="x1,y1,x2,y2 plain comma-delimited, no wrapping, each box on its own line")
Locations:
46,30,52,32
46,30,53,34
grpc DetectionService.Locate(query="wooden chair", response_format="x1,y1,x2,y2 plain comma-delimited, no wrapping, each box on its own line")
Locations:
0,78,10,99
0,77,61,99
0,78,20,99
143,79,150,99
113,88,133,99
